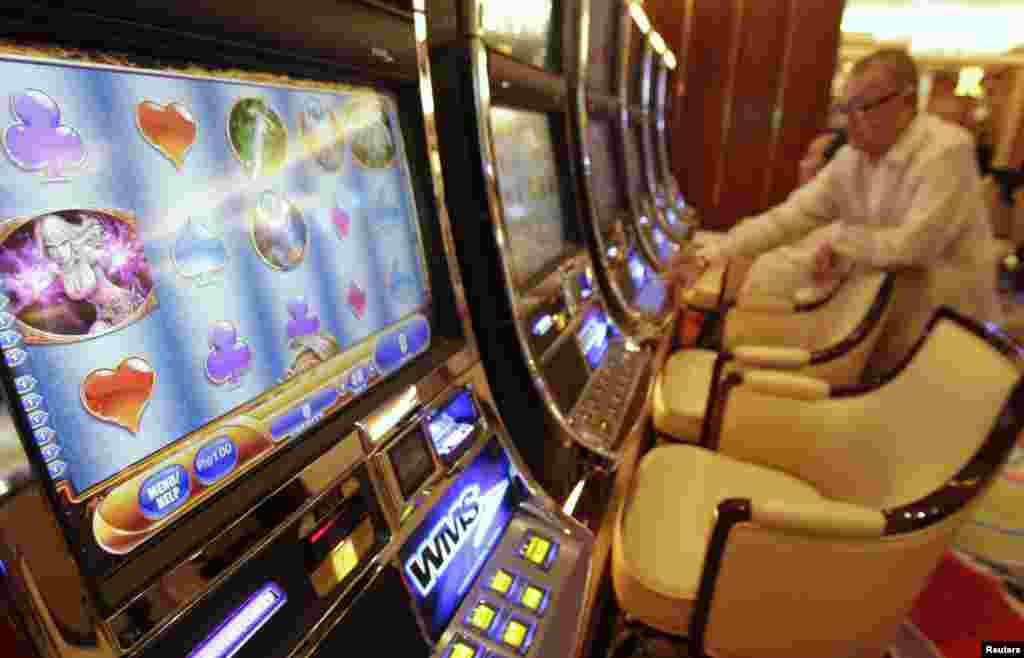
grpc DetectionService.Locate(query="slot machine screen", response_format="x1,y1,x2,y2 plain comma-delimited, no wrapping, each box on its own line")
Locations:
587,0,618,94
0,52,433,560
400,437,521,639
588,119,626,233
479,0,558,71
489,107,571,287
628,250,667,314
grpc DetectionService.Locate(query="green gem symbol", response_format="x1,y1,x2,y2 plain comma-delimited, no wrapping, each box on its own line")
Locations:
228,98,288,178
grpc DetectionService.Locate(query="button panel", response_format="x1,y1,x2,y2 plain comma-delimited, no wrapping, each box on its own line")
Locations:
430,514,585,658
568,341,650,453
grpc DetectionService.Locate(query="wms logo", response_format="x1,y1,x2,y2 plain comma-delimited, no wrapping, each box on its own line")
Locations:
405,479,511,597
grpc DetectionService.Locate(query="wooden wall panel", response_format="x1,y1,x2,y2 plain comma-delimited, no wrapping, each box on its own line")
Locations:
761,0,846,208
673,0,740,229
652,0,845,230
716,0,790,223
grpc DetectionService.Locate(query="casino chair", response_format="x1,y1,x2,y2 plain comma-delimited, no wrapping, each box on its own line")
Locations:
655,271,894,443
611,308,1024,658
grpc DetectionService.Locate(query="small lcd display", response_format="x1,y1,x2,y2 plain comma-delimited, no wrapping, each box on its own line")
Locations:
628,251,667,314
389,428,435,500
490,108,570,287
426,389,480,466
576,308,617,371
588,120,626,233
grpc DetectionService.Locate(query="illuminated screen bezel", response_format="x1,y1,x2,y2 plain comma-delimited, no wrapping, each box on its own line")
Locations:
0,43,452,592
488,106,575,289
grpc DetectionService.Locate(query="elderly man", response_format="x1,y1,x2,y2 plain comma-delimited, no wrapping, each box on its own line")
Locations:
676,49,1003,377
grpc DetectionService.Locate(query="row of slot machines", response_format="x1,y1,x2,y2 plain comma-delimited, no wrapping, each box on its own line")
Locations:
0,1,692,658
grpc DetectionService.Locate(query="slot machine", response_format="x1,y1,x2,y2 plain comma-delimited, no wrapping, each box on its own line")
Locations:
0,3,593,658
619,1,689,270
651,46,693,220
570,0,675,338
426,0,668,504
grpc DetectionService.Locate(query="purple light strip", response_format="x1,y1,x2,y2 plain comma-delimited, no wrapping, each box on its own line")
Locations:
187,582,287,658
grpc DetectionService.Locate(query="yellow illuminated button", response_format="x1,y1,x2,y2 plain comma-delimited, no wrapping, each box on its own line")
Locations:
520,585,544,611
503,619,528,649
490,569,514,595
449,641,476,658
523,536,551,566
468,603,497,631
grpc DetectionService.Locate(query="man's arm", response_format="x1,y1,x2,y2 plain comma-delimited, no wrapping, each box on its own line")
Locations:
719,156,842,260
831,143,979,268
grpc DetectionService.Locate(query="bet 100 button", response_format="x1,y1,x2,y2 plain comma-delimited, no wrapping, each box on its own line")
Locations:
138,464,191,520
194,435,238,485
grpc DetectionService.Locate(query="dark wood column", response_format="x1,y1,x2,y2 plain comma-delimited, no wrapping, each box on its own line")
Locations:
649,0,846,230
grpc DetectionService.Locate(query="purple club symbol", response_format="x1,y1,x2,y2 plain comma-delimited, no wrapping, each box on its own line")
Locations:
286,297,320,339
205,321,253,386
3,90,86,182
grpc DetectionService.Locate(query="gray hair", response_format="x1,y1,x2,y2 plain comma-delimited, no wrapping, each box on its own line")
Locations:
851,48,919,97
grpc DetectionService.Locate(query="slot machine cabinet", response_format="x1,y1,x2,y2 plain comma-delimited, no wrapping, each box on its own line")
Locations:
0,2,535,657
426,0,664,505
570,0,675,338
618,1,688,271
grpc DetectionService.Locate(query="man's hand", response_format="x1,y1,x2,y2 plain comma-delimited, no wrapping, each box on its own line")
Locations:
667,244,723,289
813,242,838,284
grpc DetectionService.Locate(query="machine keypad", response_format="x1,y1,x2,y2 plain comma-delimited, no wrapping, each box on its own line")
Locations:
568,342,650,451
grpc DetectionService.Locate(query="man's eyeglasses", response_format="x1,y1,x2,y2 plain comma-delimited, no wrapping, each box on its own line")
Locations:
982,67,1014,87
832,87,913,118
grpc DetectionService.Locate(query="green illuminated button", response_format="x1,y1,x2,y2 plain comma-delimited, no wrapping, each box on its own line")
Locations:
520,585,544,611
523,536,551,566
468,603,497,631
449,640,477,658
502,619,528,649
489,569,514,595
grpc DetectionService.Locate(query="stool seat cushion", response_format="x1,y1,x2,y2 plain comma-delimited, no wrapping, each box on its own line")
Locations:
612,445,824,635
653,349,718,442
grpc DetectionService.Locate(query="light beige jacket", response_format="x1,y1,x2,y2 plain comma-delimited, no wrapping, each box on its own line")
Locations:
717,114,1004,376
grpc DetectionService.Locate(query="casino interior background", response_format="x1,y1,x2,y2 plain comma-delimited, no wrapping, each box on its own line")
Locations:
0,2,1021,658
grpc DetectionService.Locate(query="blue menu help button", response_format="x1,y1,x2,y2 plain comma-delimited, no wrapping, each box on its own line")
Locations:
375,315,430,374
138,465,191,521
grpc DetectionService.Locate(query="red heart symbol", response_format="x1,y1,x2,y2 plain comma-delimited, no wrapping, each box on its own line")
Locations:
332,206,351,239
80,357,156,434
136,101,198,170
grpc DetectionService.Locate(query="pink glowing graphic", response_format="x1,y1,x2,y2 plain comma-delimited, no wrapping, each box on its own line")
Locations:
0,210,155,340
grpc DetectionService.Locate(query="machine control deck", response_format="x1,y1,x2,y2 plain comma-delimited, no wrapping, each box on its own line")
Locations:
567,341,650,452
